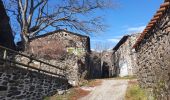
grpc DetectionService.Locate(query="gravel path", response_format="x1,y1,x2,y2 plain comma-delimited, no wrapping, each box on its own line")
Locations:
79,79,128,100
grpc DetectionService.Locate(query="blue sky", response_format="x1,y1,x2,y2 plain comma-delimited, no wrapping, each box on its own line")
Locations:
90,0,163,50
11,0,164,50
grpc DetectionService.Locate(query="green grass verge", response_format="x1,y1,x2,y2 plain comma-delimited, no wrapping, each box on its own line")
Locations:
126,81,147,100
43,89,76,100
114,75,137,80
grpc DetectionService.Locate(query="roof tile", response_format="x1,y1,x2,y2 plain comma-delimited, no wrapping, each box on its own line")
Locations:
133,1,170,49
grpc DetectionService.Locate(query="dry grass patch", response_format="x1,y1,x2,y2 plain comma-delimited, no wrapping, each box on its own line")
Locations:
114,75,137,80
44,88,90,100
44,79,102,100
125,80,147,100
70,88,91,100
86,79,102,87
79,79,102,87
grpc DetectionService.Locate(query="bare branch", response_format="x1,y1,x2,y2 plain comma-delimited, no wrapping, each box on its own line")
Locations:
6,0,115,49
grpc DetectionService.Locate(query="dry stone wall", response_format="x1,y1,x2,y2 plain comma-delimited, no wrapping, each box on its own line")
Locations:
88,52,102,79
15,53,87,86
0,65,68,100
101,51,115,77
113,34,139,77
88,51,115,78
135,7,170,99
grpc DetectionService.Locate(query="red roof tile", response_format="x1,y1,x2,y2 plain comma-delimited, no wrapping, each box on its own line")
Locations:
132,1,170,49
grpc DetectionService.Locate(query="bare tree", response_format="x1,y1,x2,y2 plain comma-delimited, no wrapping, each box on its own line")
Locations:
94,41,112,52
4,0,115,50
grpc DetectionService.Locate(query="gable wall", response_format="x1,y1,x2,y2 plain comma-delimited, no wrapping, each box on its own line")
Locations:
113,34,139,77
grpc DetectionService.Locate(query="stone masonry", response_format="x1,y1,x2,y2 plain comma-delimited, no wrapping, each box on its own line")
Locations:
134,1,170,99
88,51,102,79
0,65,68,100
101,50,115,77
113,33,139,77
28,29,91,86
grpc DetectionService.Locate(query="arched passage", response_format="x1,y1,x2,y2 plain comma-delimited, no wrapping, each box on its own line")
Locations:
102,62,109,78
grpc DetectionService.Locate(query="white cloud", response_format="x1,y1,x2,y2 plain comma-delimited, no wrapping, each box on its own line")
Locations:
91,39,103,42
127,26,145,33
108,38,120,43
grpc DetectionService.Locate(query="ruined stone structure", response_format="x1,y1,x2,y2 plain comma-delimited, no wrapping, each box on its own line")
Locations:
29,29,90,86
101,50,115,77
0,0,15,49
133,1,170,99
88,51,102,79
0,65,68,100
113,33,139,77
88,50,115,78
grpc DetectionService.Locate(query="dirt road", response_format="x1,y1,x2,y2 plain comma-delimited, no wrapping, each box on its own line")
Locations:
79,79,128,100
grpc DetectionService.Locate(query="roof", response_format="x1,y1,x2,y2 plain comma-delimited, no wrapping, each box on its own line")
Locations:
30,29,89,41
113,35,129,51
132,1,170,49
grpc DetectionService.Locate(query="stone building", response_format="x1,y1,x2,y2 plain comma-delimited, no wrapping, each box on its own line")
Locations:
0,0,15,49
101,50,114,77
29,29,91,86
88,50,115,79
30,29,90,56
133,1,170,99
113,33,139,77
88,51,102,79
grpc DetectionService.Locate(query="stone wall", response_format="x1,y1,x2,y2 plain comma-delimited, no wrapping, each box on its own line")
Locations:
29,30,90,58
0,65,68,100
113,34,139,77
88,52,102,79
101,50,115,77
88,50,115,78
27,30,91,86
15,53,87,86
135,5,170,99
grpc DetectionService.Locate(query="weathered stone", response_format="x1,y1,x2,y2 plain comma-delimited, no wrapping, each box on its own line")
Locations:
88,51,102,78
0,65,68,99
0,86,7,91
101,50,114,77
134,2,170,98
9,87,18,91
7,91,21,97
15,30,91,86
113,33,140,77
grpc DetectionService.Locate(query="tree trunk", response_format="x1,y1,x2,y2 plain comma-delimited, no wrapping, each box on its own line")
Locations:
0,0,15,49
21,32,30,51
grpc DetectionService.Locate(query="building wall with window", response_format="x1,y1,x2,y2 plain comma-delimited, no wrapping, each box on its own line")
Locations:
29,29,90,57
28,29,90,86
113,33,139,77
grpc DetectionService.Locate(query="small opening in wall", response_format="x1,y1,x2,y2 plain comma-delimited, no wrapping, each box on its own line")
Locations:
0,86,7,91
102,62,109,78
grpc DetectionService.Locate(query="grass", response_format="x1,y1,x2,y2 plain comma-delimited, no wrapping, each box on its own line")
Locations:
114,75,137,80
80,79,102,87
125,80,147,100
44,88,90,100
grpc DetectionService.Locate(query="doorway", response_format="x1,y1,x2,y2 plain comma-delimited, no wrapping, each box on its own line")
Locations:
102,62,109,78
